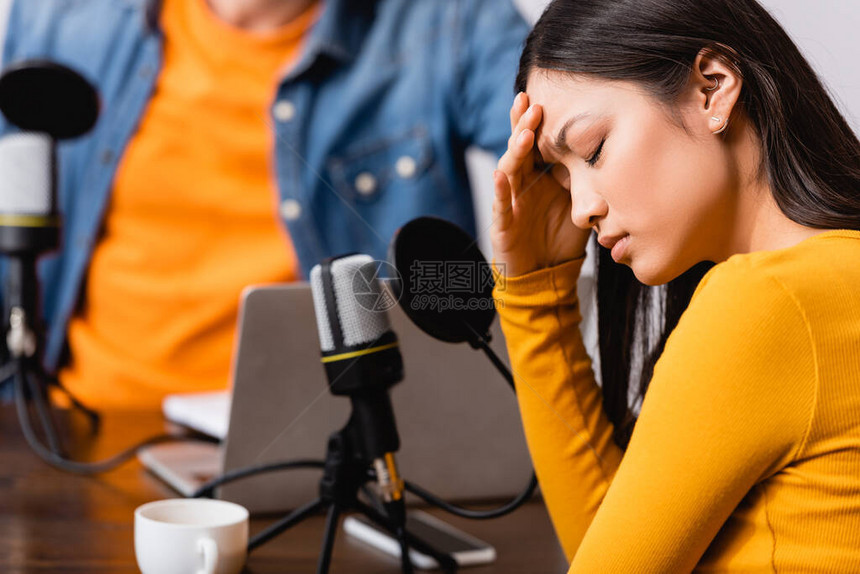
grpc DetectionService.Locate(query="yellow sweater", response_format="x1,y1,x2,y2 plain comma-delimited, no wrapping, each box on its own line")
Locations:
494,229,860,572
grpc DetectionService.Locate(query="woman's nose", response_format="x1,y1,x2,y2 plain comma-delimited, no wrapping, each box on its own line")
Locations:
570,185,607,230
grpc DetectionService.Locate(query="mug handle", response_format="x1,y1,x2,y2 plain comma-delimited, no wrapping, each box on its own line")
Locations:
197,537,219,574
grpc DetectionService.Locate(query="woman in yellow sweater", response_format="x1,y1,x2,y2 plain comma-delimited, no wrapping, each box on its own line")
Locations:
490,0,860,571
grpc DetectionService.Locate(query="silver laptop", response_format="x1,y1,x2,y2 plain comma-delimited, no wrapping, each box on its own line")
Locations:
139,282,532,514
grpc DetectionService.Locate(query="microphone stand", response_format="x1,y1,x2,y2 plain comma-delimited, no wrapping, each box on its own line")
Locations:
2,254,101,457
463,321,516,392
244,413,459,574
233,327,530,573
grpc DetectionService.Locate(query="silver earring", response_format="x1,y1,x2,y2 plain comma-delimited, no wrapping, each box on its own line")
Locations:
711,116,729,134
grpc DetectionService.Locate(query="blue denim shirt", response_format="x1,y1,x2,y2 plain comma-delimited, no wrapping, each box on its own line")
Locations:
0,0,528,371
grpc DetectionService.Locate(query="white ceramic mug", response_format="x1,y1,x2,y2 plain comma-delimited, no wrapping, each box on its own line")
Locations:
134,498,249,574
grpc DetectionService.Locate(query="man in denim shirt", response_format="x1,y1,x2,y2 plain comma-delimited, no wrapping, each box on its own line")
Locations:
0,0,529,408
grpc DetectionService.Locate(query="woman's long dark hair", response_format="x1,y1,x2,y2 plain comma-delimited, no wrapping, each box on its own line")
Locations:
516,0,860,449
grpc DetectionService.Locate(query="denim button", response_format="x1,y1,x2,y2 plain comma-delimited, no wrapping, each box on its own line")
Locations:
395,155,417,179
280,199,302,221
354,172,377,196
273,100,296,122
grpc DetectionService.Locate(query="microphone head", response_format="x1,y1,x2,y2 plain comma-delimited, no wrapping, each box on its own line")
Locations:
312,254,404,398
310,254,393,353
0,60,99,139
0,133,52,216
0,132,59,254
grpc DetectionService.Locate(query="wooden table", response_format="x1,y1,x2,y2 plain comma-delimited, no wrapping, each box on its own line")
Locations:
0,406,568,573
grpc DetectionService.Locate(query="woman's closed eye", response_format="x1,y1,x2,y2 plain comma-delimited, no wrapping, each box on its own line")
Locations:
586,137,606,167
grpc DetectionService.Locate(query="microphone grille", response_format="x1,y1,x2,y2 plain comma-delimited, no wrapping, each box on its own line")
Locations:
0,132,52,215
310,255,392,352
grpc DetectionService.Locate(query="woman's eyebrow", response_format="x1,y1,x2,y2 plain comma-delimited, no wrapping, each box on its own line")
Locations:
553,112,592,153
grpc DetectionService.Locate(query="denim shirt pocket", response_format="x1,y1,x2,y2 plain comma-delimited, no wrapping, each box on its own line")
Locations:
327,125,436,205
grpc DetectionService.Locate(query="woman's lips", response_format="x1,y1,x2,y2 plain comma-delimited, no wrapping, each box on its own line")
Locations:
611,235,630,263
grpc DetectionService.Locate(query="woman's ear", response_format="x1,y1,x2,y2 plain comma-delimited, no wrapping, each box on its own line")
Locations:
688,48,743,136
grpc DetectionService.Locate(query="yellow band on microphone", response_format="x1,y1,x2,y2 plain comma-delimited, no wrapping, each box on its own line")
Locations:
0,214,60,227
321,341,399,363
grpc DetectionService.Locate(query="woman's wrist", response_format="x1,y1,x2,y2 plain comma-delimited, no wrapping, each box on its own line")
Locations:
493,252,587,280
493,255,586,308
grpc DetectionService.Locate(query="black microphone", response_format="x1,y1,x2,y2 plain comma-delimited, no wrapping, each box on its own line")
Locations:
0,60,99,360
0,61,210,475
309,254,407,510
0,60,98,254
0,131,53,359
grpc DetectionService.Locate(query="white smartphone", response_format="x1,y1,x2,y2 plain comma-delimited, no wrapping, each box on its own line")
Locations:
343,509,496,569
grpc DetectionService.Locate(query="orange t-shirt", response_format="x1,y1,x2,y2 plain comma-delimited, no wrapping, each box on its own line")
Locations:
59,0,318,409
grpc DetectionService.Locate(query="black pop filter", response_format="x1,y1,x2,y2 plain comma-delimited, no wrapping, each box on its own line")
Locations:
0,60,99,139
388,218,534,514
390,216,516,392
389,217,495,345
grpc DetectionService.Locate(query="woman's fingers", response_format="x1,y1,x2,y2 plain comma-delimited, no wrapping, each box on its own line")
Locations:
506,103,542,170
498,96,543,218
510,92,528,133
492,169,514,232
508,101,538,151
497,127,535,194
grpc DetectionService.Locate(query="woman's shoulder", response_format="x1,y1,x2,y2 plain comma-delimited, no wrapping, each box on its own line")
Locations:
694,229,860,312
673,230,860,378
652,234,835,413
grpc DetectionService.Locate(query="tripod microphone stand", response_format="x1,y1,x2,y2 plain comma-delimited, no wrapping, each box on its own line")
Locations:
246,414,459,574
